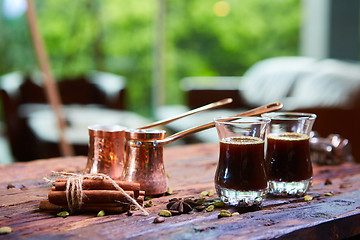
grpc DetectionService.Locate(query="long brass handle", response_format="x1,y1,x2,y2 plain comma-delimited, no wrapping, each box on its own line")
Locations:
139,98,233,129
153,102,283,146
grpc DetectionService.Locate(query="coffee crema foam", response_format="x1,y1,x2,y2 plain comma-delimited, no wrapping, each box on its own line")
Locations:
268,132,309,141
221,136,264,145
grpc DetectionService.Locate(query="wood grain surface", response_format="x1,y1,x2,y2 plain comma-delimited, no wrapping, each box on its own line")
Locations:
1,143,360,239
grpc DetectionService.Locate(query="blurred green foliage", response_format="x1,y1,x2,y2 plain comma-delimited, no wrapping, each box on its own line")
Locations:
0,0,300,117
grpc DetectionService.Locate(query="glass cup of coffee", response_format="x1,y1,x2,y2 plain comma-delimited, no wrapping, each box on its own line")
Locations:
214,116,270,207
261,112,317,196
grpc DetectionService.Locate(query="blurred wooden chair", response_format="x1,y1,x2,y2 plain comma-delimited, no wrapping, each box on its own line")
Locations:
180,76,247,109
0,71,127,161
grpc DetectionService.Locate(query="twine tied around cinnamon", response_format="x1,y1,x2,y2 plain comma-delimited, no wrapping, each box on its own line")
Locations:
44,171,149,215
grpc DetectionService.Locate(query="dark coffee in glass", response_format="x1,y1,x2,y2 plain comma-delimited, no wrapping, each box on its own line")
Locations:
262,112,316,196
214,117,270,207
215,136,267,191
266,133,312,182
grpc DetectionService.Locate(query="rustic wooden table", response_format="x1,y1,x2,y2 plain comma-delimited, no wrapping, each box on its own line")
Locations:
1,143,360,240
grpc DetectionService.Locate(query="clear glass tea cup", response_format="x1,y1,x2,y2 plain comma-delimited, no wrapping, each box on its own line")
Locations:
214,116,270,207
262,112,316,196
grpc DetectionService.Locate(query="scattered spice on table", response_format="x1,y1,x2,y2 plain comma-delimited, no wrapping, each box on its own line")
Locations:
194,226,216,232
0,226,12,235
200,190,215,197
324,178,332,185
304,195,313,201
205,205,215,212
97,210,105,217
57,211,70,218
153,217,165,223
167,198,195,214
194,205,206,212
340,183,350,189
144,201,153,208
166,187,173,195
213,201,225,208
218,210,232,218
200,191,209,196
159,210,172,217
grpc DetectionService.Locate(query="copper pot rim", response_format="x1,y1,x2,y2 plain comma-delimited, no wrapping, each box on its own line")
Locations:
125,129,166,140
88,124,126,138
89,124,126,131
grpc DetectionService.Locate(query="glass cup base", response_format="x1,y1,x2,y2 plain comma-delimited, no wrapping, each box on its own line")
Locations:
215,184,267,207
268,178,312,197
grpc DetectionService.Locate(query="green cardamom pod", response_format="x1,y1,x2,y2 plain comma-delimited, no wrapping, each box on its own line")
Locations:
205,205,214,212
304,195,313,201
159,210,172,217
195,198,205,205
213,201,225,208
144,200,153,208
97,210,105,217
208,190,214,197
200,191,209,197
57,211,69,218
0,226,12,235
166,187,173,195
144,196,152,201
219,210,232,217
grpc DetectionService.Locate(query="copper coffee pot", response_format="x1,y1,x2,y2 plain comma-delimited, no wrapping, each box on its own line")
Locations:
86,125,126,179
85,98,233,178
122,102,283,195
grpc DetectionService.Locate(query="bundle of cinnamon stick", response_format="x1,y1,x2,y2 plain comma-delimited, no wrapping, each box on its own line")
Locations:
40,179,143,213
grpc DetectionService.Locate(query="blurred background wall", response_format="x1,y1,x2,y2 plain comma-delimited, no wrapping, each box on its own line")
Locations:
0,0,302,117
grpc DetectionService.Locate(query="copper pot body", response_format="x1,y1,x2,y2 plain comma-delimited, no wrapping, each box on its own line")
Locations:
86,125,126,179
122,129,168,195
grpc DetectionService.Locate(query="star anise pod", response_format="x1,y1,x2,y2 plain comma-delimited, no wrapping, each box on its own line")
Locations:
166,198,196,214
